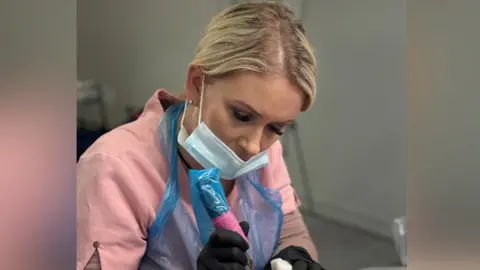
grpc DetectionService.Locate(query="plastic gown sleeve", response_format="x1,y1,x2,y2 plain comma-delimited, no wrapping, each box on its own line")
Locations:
275,210,318,261
77,152,148,270
262,142,302,215
263,142,317,260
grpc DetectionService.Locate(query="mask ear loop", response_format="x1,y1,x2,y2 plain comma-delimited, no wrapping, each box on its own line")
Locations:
181,74,205,127
180,99,191,127
198,74,205,126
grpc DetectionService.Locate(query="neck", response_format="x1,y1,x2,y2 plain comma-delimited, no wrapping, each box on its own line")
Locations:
176,110,236,196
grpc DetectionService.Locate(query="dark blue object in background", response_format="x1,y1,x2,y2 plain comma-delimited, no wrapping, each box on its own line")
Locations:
76,106,143,161
77,127,107,161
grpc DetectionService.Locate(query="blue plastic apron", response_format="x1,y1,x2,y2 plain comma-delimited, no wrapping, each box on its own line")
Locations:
138,103,283,270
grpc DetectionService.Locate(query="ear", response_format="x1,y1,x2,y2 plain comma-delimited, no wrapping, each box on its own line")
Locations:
185,65,204,107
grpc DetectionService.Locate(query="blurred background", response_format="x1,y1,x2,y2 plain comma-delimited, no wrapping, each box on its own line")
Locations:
77,1,407,269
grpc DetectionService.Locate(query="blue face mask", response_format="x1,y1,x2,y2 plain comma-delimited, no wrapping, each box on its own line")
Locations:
177,75,269,180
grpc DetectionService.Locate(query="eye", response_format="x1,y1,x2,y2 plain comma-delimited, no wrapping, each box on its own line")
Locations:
269,125,285,136
232,109,251,122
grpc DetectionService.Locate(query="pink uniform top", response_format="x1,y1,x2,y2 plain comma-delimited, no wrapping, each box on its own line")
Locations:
76,90,301,270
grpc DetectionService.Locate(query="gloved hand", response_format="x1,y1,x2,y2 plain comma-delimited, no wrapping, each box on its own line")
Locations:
264,246,326,270
197,221,250,270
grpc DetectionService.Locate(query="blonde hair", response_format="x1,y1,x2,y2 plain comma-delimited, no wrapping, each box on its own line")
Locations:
190,2,317,111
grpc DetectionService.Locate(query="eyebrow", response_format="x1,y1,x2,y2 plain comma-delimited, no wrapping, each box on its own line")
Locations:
233,100,262,117
232,100,296,125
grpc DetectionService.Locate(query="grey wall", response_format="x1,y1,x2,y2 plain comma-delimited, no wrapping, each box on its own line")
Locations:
77,0,406,238
283,0,407,237
78,0,230,126
408,1,480,266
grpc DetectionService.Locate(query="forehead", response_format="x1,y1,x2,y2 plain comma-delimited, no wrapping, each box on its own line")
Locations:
212,72,304,120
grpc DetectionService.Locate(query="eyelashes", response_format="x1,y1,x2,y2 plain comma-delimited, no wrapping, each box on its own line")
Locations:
231,109,284,136
273,128,284,136
233,110,250,122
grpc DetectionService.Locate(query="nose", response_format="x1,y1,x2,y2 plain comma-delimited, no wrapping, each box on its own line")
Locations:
239,129,263,160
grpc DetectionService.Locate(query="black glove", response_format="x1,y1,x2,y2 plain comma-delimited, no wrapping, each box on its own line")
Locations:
197,221,250,270
264,246,326,270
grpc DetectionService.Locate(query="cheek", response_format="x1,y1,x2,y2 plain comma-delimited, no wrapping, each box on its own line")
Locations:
262,137,277,148
202,105,239,142
259,132,280,152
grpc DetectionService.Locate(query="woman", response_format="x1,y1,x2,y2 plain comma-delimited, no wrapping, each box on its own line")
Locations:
77,3,324,270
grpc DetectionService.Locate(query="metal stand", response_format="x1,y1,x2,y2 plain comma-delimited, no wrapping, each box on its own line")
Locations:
283,121,315,213
77,81,109,129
